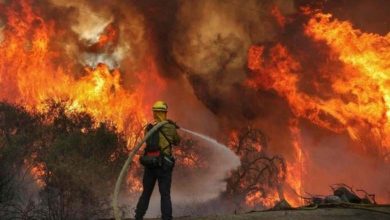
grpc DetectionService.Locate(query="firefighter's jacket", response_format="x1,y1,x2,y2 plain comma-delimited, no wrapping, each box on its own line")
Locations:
147,120,180,155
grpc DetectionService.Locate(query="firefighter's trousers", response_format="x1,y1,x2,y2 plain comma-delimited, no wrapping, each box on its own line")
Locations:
135,166,173,220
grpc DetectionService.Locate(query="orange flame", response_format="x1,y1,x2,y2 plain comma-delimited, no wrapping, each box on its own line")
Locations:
88,23,119,52
0,0,147,133
245,190,279,208
97,23,118,48
271,6,286,28
0,0,154,191
247,10,390,205
285,119,305,207
305,11,390,155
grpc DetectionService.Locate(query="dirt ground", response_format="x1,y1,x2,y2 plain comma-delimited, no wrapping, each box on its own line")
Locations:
107,205,390,220
174,206,390,220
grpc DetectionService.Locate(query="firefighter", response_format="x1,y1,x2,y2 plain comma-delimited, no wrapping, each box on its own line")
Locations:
135,101,180,220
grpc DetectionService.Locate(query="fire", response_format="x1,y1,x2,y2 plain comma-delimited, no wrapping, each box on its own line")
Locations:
285,119,305,207
247,13,390,157
2,0,389,211
0,0,151,192
0,0,146,133
227,129,292,208
247,45,306,206
305,11,390,155
247,44,336,133
27,159,46,187
247,9,389,206
271,5,286,28
245,190,279,208
96,23,118,50
68,64,145,132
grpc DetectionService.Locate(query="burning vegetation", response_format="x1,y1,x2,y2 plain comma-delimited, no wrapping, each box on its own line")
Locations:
0,101,129,219
0,0,389,219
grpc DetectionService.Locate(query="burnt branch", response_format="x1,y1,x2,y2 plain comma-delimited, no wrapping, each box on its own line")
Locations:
225,126,287,208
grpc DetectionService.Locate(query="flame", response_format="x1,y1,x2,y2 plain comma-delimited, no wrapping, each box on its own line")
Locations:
247,10,389,205
247,35,389,157
3,0,389,209
271,6,286,28
285,119,305,207
88,23,119,51
227,129,290,208
96,23,118,49
0,0,147,133
247,10,390,154
245,190,279,208
0,0,152,192
247,45,307,206
28,160,46,187
68,63,145,132
305,11,390,155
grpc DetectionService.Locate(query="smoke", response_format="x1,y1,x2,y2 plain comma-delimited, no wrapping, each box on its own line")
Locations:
320,0,389,34
48,0,147,71
167,1,300,166
300,123,390,203
170,0,295,117
50,0,113,41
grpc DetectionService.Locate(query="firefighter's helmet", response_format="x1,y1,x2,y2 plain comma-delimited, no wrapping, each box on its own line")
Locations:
152,101,168,112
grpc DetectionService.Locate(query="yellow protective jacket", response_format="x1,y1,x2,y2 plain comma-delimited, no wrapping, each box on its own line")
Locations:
146,120,180,155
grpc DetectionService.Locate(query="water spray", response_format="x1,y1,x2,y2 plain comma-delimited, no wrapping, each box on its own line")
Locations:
113,123,239,220
181,128,233,153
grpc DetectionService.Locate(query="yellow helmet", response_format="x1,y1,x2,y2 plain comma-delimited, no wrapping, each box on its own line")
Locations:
152,100,168,112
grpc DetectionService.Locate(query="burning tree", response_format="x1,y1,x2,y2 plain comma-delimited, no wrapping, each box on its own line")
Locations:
225,127,287,210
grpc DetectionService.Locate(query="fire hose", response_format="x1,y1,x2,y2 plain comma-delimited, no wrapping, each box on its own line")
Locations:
113,120,169,220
